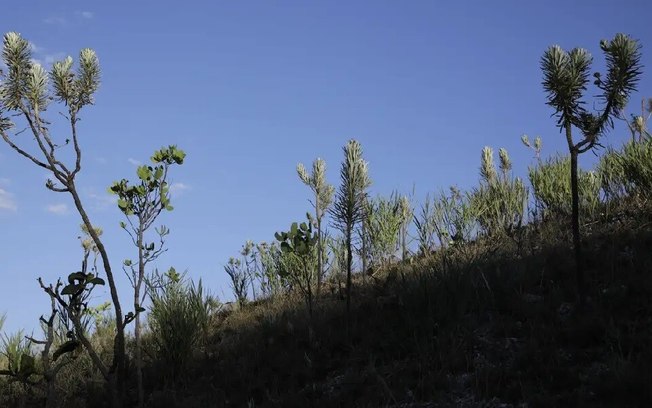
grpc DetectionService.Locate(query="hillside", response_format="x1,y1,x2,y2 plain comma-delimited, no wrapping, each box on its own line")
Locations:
141,207,652,407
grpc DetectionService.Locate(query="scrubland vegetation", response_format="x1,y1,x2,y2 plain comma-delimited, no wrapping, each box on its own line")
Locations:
1,31,651,407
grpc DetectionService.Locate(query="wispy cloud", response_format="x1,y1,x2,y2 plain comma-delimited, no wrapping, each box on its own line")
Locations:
43,15,67,26
169,182,190,196
46,203,69,215
0,178,10,187
28,41,66,68
95,157,108,165
87,191,117,211
44,52,66,65
77,11,94,19
127,158,142,166
29,41,43,53
0,188,17,212
44,10,94,26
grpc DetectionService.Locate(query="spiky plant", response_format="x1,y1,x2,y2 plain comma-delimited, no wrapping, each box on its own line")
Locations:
148,269,214,385
598,138,652,205
529,155,601,221
224,257,248,308
471,147,527,237
540,33,642,302
297,158,335,297
414,195,437,256
330,139,371,333
363,193,404,268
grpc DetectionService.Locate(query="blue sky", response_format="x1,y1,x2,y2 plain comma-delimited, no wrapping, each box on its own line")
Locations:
0,1,650,334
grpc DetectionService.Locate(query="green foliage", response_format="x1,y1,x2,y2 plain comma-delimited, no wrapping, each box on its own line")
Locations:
275,217,319,315
431,186,477,247
330,139,371,326
330,140,372,237
363,193,404,267
471,147,528,237
224,257,249,308
148,269,215,383
297,158,335,219
0,330,36,381
297,158,335,294
109,145,185,216
414,195,437,256
256,241,287,297
529,155,600,220
224,240,268,307
541,34,642,142
598,139,652,204
0,32,100,117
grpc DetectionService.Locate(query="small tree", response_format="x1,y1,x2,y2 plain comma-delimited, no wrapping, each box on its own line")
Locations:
108,145,185,408
0,32,126,406
297,158,335,297
540,33,642,302
330,139,371,333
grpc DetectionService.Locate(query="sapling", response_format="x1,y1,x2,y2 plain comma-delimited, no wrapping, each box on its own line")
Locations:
297,158,335,297
108,144,185,408
330,139,371,334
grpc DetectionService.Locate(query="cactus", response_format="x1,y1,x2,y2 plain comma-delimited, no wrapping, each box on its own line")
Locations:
275,216,319,317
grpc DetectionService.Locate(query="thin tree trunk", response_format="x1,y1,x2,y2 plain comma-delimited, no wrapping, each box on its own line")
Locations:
316,208,323,298
68,183,125,407
136,225,145,408
345,225,353,339
569,149,585,304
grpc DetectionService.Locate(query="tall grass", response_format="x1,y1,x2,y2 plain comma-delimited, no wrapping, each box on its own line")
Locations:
148,270,216,384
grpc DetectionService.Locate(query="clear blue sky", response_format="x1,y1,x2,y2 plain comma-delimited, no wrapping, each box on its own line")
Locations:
1,1,650,334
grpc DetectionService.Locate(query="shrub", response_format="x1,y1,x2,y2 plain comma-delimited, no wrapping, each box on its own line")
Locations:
528,155,601,220
471,147,528,237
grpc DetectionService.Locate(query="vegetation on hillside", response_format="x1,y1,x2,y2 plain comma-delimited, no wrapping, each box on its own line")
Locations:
1,31,651,407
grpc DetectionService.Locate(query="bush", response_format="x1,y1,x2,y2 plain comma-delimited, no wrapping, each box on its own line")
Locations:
528,155,601,220
471,147,528,237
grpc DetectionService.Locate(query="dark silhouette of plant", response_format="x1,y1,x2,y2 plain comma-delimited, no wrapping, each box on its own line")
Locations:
330,140,371,334
540,33,642,302
224,257,249,309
